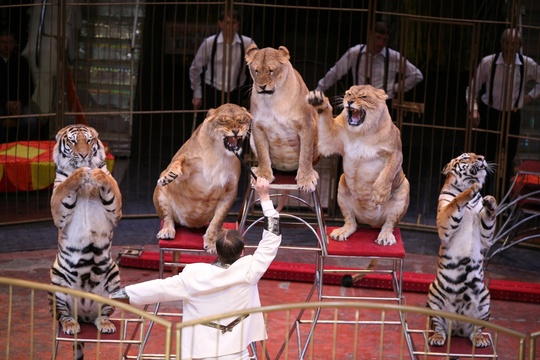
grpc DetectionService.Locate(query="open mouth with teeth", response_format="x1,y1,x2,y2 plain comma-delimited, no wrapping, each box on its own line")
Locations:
347,107,366,126
224,136,245,153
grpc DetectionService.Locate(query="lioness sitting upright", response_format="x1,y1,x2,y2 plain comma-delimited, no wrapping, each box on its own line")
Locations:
307,85,410,245
153,104,252,253
245,44,319,192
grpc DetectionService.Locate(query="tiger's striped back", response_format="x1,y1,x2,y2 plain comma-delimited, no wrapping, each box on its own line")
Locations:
49,125,122,356
426,153,497,348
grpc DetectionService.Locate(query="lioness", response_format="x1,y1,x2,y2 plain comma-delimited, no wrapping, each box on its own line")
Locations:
307,85,410,245
153,103,253,253
245,44,319,192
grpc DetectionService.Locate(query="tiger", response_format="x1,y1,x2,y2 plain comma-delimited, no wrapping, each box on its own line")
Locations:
49,124,122,355
426,152,497,348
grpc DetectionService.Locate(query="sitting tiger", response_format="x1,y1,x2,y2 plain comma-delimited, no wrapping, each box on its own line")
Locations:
49,125,122,348
427,153,497,348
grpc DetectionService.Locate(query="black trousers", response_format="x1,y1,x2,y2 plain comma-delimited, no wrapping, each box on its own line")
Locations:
202,84,245,110
474,101,521,193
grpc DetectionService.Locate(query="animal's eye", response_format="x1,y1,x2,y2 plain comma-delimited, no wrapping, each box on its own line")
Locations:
362,95,368,99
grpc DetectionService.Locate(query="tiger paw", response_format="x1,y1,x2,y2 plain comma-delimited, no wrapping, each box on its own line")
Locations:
158,171,180,186
482,195,498,217
469,182,483,198
471,332,491,348
71,167,92,186
427,332,446,347
60,316,81,335
89,169,111,190
96,316,116,334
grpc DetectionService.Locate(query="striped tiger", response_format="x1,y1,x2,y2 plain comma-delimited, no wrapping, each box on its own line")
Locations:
49,125,122,356
427,152,497,348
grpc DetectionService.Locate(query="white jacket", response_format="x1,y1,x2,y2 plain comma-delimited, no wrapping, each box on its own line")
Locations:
125,203,280,359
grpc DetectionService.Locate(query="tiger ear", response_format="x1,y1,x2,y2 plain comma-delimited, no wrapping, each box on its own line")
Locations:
245,44,258,64
90,127,99,139
441,160,456,175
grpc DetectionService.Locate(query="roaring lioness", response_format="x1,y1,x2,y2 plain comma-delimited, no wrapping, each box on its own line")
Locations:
153,103,253,253
307,85,410,245
245,44,319,192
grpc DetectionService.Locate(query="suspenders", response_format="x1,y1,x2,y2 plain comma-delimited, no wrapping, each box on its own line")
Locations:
209,32,245,90
355,45,390,92
489,52,524,111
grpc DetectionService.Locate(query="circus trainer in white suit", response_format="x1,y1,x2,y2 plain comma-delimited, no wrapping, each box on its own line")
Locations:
111,177,281,360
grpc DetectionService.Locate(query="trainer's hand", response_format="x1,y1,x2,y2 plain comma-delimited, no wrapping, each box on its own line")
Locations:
471,109,480,127
254,177,270,202
192,97,202,110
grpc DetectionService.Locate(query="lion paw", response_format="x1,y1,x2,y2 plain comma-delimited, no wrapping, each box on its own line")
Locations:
306,90,329,113
204,241,217,254
96,316,116,334
296,169,319,193
157,226,176,239
252,166,274,183
203,230,219,254
471,332,490,348
482,195,498,217
330,226,355,241
60,316,80,335
375,230,397,246
428,332,447,347
372,181,391,205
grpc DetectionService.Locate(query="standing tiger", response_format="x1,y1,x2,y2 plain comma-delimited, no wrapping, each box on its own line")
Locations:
49,125,122,348
427,153,497,348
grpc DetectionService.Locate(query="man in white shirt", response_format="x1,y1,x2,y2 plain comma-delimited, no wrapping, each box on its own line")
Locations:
316,21,423,108
111,177,280,360
467,28,540,189
189,9,256,118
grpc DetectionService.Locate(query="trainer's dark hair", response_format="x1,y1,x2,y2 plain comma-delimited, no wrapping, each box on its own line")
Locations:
374,21,390,36
501,28,522,48
219,9,240,23
216,229,245,265
0,26,16,38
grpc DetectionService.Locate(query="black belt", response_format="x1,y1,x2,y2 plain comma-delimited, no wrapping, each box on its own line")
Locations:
201,314,250,334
